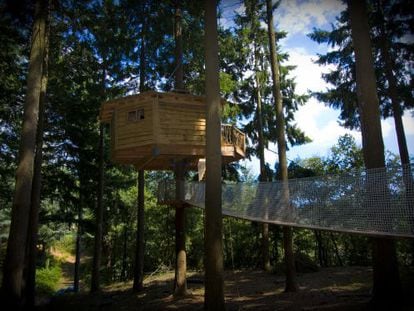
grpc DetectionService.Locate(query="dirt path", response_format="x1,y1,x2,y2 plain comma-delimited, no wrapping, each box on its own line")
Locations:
50,247,75,289
45,266,414,310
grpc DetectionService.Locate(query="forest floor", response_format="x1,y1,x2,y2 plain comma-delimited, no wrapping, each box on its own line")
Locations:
43,266,414,311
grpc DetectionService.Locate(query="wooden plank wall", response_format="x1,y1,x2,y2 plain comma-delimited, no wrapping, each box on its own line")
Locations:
115,99,154,150
158,101,206,146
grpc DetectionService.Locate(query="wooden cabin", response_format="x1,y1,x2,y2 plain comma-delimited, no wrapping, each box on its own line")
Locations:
99,91,245,170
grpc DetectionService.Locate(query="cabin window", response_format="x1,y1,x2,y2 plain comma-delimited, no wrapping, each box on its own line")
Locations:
127,109,144,122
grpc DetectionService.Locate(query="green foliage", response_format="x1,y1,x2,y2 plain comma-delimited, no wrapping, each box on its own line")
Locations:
36,265,62,295
308,0,413,129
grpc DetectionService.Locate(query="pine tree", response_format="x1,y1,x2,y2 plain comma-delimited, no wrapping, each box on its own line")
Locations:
347,0,402,305
1,0,48,306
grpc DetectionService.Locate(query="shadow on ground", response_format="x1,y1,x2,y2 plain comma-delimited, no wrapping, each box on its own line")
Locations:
42,266,414,311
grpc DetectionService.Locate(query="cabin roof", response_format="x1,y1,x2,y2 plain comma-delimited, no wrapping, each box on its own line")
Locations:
99,91,207,123
100,91,229,123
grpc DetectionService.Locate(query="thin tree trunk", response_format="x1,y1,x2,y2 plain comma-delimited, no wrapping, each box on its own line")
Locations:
266,0,298,292
376,0,414,238
91,124,105,293
121,225,128,282
314,230,324,267
376,0,410,169
172,0,187,297
24,6,50,305
174,161,187,296
174,0,184,91
1,0,48,306
133,7,147,290
254,43,271,273
204,0,225,309
330,233,343,267
91,48,107,292
74,196,82,293
348,0,401,304
133,170,145,291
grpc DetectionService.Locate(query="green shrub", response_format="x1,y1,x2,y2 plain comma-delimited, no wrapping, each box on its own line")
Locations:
36,265,62,295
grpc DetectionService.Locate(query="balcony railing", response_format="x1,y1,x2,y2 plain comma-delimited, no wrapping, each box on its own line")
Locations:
221,124,245,152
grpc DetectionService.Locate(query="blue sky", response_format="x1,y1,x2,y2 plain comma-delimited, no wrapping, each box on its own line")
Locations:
219,0,414,175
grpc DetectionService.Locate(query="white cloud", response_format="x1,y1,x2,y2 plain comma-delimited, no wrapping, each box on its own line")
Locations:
284,47,335,93
402,111,414,135
275,0,345,37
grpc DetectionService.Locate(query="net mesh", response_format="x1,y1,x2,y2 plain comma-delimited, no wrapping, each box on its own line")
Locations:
158,164,414,238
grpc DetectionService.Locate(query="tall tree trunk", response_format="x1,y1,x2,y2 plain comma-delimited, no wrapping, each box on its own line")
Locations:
254,43,271,273
74,195,83,293
91,52,107,292
133,170,145,291
24,5,50,305
266,0,298,292
376,0,414,238
348,0,401,304
376,0,411,169
204,0,225,309
91,124,105,293
133,8,147,290
173,161,187,296
172,0,188,297
1,0,48,306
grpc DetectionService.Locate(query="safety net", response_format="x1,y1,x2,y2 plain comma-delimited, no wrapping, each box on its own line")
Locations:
158,164,414,238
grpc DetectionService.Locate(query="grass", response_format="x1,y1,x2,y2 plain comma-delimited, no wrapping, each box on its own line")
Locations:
36,265,62,295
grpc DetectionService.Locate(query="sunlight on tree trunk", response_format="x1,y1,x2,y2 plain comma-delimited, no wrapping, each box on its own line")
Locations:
348,0,401,305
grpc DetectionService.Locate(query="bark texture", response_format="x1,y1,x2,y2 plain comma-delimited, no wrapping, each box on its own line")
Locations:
1,0,48,306
133,7,147,291
204,0,225,309
348,0,401,304
266,0,298,292
133,170,145,291
91,124,105,293
25,4,50,305
174,161,187,296
74,194,82,293
172,0,188,297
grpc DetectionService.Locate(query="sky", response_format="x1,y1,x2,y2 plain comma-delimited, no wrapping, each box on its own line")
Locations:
218,0,414,175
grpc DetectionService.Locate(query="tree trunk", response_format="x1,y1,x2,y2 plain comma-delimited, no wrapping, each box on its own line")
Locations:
133,6,147,290
174,0,184,91
1,0,48,306
204,0,225,309
174,161,187,296
133,170,145,291
121,225,128,282
91,124,105,293
376,0,411,169
376,0,414,237
172,0,187,297
74,196,82,293
348,0,401,304
266,0,298,292
91,47,107,292
24,6,50,305
254,43,271,273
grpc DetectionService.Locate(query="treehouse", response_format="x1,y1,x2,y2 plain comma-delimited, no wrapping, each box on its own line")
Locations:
99,91,245,171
